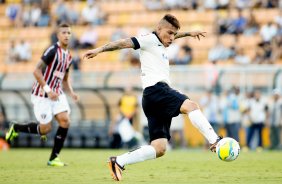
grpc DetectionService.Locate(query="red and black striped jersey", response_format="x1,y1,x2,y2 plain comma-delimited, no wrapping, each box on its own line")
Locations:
31,42,72,97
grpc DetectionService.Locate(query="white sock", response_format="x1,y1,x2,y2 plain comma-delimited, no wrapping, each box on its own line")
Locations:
188,109,218,144
116,145,156,167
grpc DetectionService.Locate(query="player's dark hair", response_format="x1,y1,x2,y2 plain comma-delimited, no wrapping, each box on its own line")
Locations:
163,14,180,29
58,23,70,28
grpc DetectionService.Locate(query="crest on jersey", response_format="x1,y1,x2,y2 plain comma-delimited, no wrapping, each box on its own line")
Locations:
41,114,47,119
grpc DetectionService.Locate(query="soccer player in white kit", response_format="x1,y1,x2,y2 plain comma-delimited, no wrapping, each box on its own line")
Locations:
6,23,79,166
83,14,222,181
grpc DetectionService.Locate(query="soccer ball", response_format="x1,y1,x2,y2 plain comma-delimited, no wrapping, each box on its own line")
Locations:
216,137,240,162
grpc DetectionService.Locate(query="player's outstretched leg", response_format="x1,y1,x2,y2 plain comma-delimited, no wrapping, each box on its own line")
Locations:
6,121,42,143
180,99,223,152
107,145,157,181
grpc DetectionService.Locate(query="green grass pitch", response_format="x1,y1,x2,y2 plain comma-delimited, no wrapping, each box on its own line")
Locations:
0,149,281,184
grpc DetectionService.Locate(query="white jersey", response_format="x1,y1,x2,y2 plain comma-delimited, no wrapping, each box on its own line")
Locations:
131,32,170,89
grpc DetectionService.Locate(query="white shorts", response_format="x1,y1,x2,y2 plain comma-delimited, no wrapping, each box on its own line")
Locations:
31,94,71,124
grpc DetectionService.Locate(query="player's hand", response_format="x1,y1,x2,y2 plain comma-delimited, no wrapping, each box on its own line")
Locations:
70,92,79,102
190,31,206,40
83,49,100,60
47,91,59,101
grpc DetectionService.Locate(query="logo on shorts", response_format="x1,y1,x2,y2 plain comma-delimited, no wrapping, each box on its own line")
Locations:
41,114,47,119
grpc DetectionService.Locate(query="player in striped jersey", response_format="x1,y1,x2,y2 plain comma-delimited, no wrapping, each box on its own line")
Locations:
6,23,79,166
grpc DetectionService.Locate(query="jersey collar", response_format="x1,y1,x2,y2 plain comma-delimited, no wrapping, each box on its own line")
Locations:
57,42,69,53
152,31,164,46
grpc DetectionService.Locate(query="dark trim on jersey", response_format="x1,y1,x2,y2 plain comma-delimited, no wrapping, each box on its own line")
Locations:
152,31,163,45
131,37,140,50
42,45,56,65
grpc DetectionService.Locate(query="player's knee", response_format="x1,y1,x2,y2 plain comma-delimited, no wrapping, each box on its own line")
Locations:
60,119,70,128
156,146,167,157
58,117,70,128
180,99,199,114
39,123,52,135
152,143,167,157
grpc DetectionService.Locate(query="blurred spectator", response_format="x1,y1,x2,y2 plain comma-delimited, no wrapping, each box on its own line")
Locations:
222,87,242,142
71,49,82,84
247,90,268,151
72,49,81,71
108,87,140,149
66,1,80,25
262,0,278,8
234,48,251,65
5,2,21,27
6,39,17,63
79,24,98,49
272,34,282,61
81,1,105,25
253,41,274,64
235,0,252,9
22,2,41,27
240,91,252,147
170,114,187,149
68,33,80,49
204,60,219,91
144,0,163,10
260,22,278,43
203,0,218,9
50,25,58,44
110,26,130,62
14,39,32,62
200,90,221,134
110,26,128,41
208,38,234,61
244,10,259,35
274,9,282,27
268,89,282,150
229,9,247,35
163,0,178,10
37,0,50,26
216,10,233,34
178,0,198,10
53,0,69,25
173,43,193,65
217,0,230,9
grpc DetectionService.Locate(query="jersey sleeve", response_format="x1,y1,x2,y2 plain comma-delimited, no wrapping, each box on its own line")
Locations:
66,56,73,73
131,34,153,50
41,45,56,65
66,63,72,73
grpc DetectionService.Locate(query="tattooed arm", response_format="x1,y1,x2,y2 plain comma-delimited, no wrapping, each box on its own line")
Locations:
175,31,206,40
83,38,134,60
33,60,48,88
